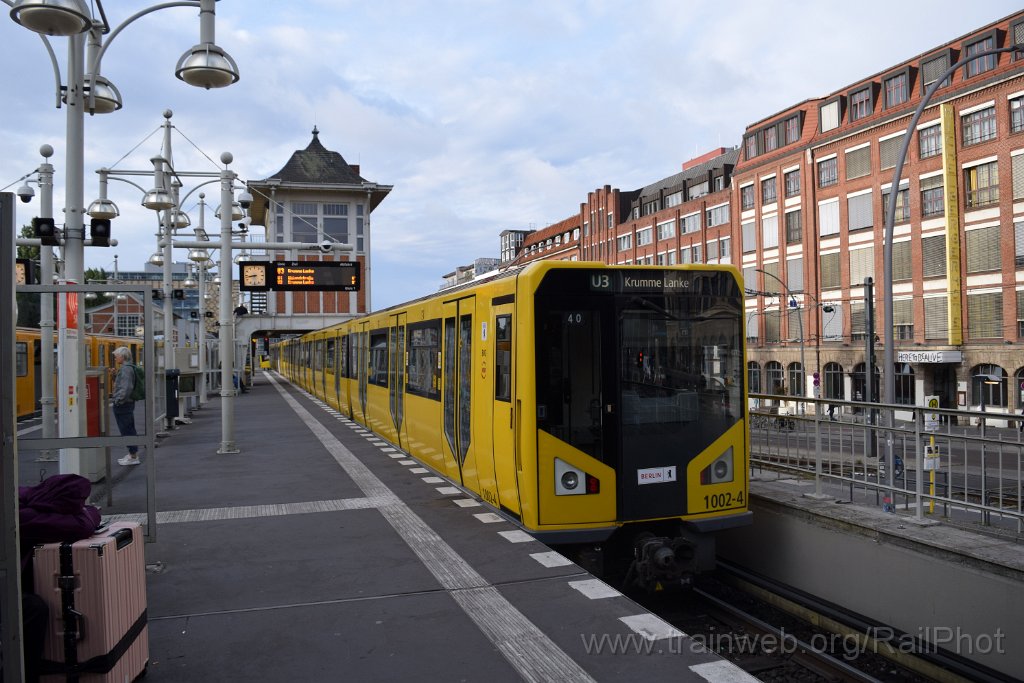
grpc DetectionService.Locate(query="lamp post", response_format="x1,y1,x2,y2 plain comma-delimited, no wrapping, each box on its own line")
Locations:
7,0,239,474
755,267,805,412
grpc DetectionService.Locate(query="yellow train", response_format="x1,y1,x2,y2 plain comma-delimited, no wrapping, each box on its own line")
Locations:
275,262,751,587
15,327,143,419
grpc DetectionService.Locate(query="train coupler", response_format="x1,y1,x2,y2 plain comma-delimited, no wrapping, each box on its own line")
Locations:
624,532,700,592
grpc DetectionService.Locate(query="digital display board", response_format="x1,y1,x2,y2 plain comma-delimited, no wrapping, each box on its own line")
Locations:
239,261,360,292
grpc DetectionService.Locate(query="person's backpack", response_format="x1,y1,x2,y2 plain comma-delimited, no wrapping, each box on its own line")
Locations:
129,364,145,401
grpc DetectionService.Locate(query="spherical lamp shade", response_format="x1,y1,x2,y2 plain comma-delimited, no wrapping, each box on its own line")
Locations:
10,0,91,36
215,202,244,221
188,249,211,263
170,209,191,230
83,75,123,114
148,251,164,267
142,188,174,211
175,43,239,89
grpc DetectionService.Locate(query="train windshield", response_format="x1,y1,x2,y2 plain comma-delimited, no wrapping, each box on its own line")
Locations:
535,268,743,470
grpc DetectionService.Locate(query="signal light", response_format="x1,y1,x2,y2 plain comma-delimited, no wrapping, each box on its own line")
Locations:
89,218,111,247
32,216,58,246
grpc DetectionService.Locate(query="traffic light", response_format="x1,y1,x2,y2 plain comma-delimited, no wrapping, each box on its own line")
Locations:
89,218,111,247
32,216,58,246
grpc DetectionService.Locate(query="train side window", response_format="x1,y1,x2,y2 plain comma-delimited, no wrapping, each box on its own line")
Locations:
16,342,28,377
407,320,441,400
326,339,336,372
368,330,389,387
495,314,512,402
340,335,349,378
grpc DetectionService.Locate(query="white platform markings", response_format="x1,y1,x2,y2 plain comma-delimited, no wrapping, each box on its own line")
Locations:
689,661,761,683
453,499,481,508
387,453,405,459
498,530,534,544
436,486,461,496
422,476,444,484
410,468,429,474
104,497,384,525
473,512,504,524
619,614,686,641
398,459,416,466
267,373,595,683
530,551,573,568
568,579,620,600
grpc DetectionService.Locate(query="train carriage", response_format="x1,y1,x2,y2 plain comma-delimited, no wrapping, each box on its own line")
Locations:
276,262,751,587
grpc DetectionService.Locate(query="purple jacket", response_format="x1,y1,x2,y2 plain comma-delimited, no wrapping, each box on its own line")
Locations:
19,474,101,547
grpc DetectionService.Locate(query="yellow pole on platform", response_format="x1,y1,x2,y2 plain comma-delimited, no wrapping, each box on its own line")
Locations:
929,435,936,515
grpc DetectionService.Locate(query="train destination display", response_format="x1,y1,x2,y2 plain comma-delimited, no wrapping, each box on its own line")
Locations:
239,261,360,291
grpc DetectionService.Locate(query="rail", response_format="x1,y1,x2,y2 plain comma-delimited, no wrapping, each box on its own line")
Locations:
747,393,1024,534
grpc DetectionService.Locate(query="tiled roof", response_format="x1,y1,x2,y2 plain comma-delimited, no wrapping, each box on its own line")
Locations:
261,127,366,185
639,148,740,198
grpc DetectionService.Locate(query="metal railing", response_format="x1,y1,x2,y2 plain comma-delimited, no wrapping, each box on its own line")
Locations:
747,393,1024,534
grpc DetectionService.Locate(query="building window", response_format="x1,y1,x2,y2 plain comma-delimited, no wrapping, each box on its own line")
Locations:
762,215,778,250
788,362,804,397
818,198,840,237
879,134,904,170
761,177,777,204
740,185,754,210
785,210,802,243
656,219,675,241
965,34,997,78
1016,220,1024,267
763,126,778,152
607,213,613,229
820,100,840,132
745,135,758,160
720,237,731,259
664,191,683,208
893,299,914,341
962,106,996,146
968,293,1003,340
820,252,841,289
1011,96,1024,134
892,241,912,281
1018,291,1024,337
895,363,916,404
818,157,838,187
846,146,871,180
922,234,947,278
964,161,999,208
691,244,703,263
636,227,653,247
617,234,632,251
787,256,803,291
706,205,729,227
847,192,873,231
785,115,801,144
966,225,1001,273
824,362,845,400
884,71,908,108
742,221,756,253
921,51,951,93
920,176,945,217
924,296,948,339
748,362,762,392
919,125,941,159
849,246,874,286
881,183,910,223
850,87,872,122
681,213,701,234
765,361,785,394
784,170,800,197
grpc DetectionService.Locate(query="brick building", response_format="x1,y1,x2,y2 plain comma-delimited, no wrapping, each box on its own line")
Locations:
507,10,1024,415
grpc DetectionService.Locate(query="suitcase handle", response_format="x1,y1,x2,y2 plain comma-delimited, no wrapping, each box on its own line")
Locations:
112,527,134,549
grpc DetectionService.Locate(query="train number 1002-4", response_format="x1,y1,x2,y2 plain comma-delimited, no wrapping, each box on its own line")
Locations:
704,491,744,510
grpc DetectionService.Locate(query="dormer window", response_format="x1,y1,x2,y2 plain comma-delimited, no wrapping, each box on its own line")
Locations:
849,87,873,122
884,70,909,109
965,32,998,78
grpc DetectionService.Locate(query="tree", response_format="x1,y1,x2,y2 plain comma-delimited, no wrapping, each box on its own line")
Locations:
16,224,41,328
84,267,112,308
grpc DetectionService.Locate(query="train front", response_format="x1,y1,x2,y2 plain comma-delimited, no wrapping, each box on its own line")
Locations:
525,263,751,589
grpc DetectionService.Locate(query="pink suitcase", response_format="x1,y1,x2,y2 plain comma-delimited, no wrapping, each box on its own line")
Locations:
32,522,149,682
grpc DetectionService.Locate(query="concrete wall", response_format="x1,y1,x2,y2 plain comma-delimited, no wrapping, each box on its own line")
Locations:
717,478,1024,680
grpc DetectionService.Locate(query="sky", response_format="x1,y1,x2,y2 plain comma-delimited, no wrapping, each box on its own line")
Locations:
2,0,1022,310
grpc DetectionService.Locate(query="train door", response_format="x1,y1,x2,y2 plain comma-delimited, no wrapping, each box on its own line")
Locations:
441,297,478,489
333,333,343,412
356,324,369,424
491,303,520,515
389,313,408,450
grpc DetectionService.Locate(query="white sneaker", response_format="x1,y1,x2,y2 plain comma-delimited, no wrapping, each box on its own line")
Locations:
118,455,141,466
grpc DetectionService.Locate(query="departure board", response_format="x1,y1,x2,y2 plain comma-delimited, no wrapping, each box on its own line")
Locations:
238,261,360,292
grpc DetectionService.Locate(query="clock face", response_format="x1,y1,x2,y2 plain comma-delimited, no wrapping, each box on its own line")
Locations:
242,264,266,287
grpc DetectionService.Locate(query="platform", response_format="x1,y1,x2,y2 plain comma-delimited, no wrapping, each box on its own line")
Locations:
79,371,755,682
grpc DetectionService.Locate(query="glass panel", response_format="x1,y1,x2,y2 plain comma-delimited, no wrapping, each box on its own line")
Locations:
458,315,472,464
443,318,456,456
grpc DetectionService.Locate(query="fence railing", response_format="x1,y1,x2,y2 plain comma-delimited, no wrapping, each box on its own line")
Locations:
747,393,1024,534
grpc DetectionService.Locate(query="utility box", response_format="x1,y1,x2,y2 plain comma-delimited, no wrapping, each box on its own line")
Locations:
174,348,200,372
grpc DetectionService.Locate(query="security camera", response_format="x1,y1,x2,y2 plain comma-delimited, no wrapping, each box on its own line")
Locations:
16,183,35,203
237,190,253,211
319,240,334,253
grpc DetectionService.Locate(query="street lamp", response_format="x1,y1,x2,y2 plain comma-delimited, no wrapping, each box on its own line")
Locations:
7,0,239,475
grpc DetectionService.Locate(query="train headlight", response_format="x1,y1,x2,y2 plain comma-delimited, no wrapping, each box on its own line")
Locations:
700,447,734,485
555,458,599,496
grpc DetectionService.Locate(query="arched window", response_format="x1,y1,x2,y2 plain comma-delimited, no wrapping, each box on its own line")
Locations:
971,364,1007,408
894,363,915,405
824,362,844,400
747,361,762,393
852,362,881,403
765,361,785,395
788,362,804,398
1016,368,1024,409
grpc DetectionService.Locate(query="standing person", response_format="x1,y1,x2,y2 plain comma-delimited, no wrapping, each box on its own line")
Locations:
111,346,141,466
